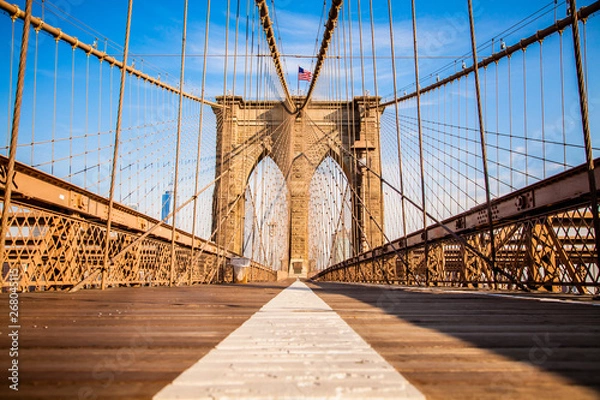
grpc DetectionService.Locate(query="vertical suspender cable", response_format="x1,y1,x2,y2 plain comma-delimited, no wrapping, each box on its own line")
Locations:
483,65,488,190
136,69,140,130
84,52,90,183
567,0,600,272
559,30,566,168
539,41,546,178
260,160,266,264
190,0,211,285
142,57,147,213
52,35,59,175
457,65,461,211
357,0,366,97
31,26,39,164
508,55,513,188
240,0,250,258
6,13,16,149
233,0,241,96
467,0,496,281
443,83,447,217
346,0,359,257
582,18,588,94
450,72,454,216
101,0,134,290
410,0,429,284
252,169,258,260
368,0,382,263
483,65,487,128
221,0,232,282
340,5,350,260
439,83,443,211
356,0,368,253
69,45,75,179
495,60,499,195
0,0,33,269
522,48,528,185
109,63,114,129
464,75,468,208
169,0,190,286
98,52,104,188
386,0,408,266
244,0,250,100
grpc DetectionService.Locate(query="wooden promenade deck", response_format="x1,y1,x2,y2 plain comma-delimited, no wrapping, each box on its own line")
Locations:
1,280,599,399
307,282,600,400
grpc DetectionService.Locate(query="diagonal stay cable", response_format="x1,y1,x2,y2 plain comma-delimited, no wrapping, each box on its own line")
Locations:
305,113,528,291
304,115,419,285
71,114,294,291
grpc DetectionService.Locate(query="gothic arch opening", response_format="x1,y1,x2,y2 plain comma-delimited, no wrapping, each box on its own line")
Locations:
243,156,289,271
308,156,353,274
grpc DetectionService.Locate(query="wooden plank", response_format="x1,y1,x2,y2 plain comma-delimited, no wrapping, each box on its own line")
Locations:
2,280,599,399
0,281,292,399
308,282,600,400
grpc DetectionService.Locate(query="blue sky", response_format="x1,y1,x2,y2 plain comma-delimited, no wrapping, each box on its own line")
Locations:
1,0,599,230
3,0,597,101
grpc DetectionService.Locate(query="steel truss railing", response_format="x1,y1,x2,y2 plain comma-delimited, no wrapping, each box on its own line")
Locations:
0,156,275,291
313,160,600,295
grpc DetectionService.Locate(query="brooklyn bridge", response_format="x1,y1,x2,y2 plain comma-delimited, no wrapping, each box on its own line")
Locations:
1,0,599,398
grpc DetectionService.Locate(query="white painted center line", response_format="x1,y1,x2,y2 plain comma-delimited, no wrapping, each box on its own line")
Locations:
154,280,425,399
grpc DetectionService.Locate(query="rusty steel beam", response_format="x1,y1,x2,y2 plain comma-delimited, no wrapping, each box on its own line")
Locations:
314,159,600,280
0,155,221,256
255,0,293,109
0,0,222,109
376,0,600,109
298,0,343,111
0,156,277,290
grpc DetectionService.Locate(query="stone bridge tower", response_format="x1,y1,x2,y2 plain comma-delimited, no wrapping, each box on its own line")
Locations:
212,96,384,277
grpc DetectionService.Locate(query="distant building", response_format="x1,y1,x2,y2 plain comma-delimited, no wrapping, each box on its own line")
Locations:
331,228,351,265
162,190,173,222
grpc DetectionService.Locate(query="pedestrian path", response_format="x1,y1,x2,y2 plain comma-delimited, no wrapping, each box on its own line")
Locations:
153,280,425,399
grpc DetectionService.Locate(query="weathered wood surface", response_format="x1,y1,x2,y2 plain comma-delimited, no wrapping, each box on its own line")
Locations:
1,280,599,399
0,281,291,399
308,282,600,400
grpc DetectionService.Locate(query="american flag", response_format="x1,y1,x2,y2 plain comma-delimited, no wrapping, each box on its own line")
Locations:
298,67,312,82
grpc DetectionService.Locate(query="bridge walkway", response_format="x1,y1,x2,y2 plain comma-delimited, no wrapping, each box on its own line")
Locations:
0,280,598,399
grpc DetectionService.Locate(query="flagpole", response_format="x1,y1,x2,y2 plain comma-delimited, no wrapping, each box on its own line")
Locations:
297,65,300,96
